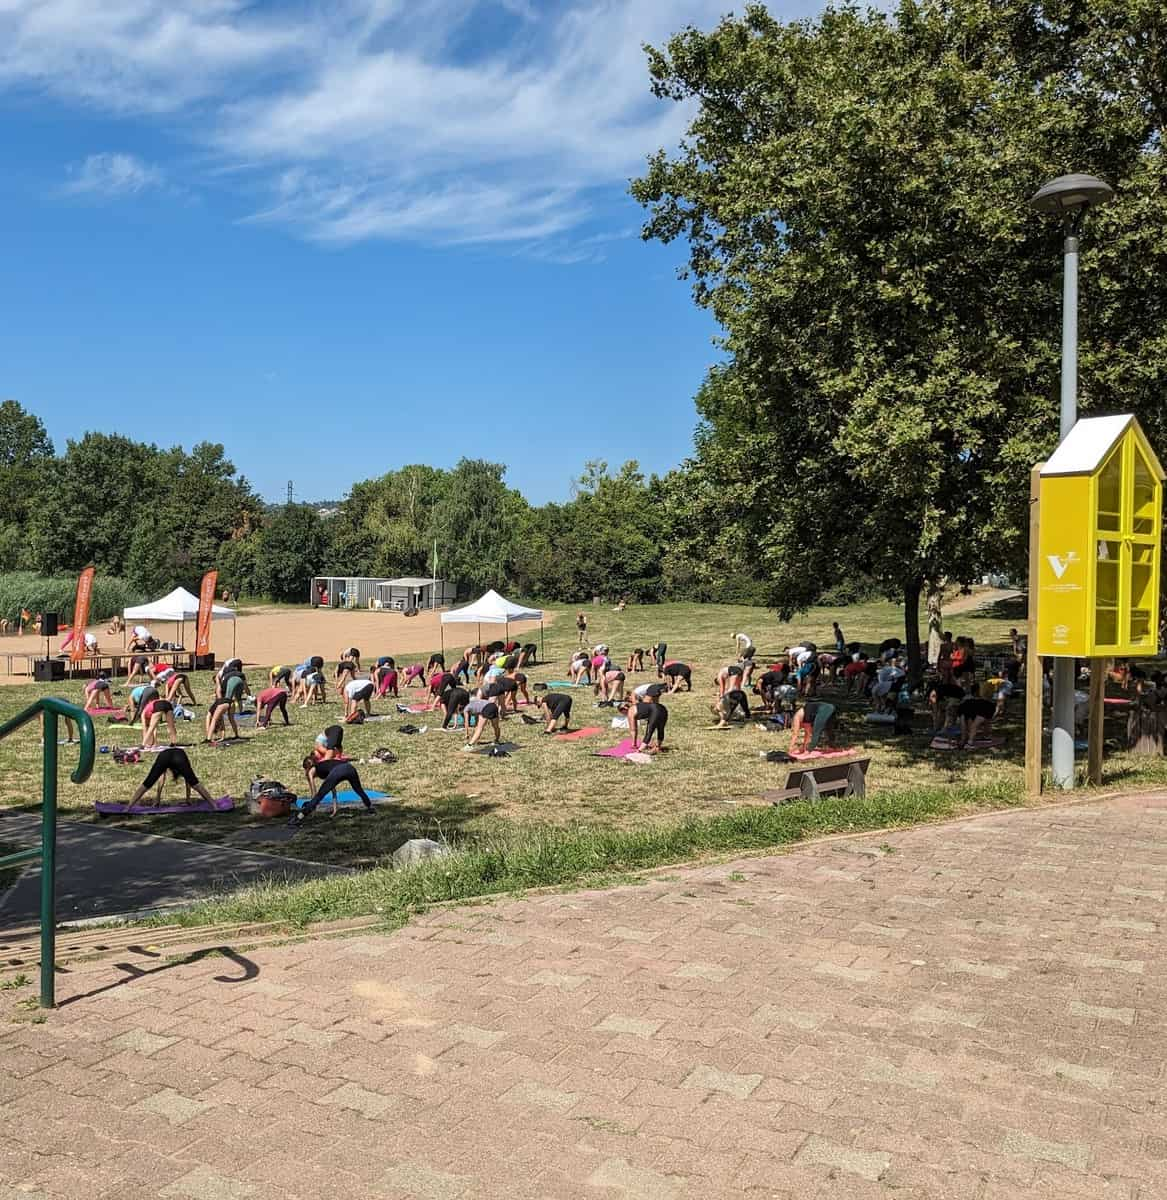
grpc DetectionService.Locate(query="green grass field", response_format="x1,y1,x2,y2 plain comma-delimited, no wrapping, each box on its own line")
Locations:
1,593,1164,885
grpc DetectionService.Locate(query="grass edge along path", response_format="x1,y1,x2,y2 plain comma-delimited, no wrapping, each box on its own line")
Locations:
154,779,1031,931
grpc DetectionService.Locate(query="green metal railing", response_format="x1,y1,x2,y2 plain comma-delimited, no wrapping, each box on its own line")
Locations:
0,697,95,1008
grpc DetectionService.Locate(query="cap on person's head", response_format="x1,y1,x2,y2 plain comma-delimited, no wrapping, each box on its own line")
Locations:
315,733,329,746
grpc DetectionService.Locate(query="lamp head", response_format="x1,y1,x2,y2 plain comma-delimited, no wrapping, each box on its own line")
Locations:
1028,173,1115,215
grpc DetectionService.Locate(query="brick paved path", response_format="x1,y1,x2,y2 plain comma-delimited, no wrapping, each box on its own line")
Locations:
2,791,1165,1199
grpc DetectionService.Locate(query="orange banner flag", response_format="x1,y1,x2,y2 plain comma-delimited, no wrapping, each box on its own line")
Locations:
196,570,218,657
69,566,96,663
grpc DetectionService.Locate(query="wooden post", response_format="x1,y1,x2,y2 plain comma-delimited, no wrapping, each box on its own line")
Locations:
1025,464,1045,796
1086,657,1107,785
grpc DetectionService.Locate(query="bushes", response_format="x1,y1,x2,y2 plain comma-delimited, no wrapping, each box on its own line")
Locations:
0,573,144,626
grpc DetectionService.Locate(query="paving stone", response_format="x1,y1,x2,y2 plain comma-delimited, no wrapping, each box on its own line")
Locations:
377,1161,471,1199
1038,1060,1114,1090
1067,1000,1135,1025
813,962,875,983
527,970,589,991
795,1134,891,1181
948,958,1011,980
681,1063,762,1101
135,1088,214,1125
910,1003,984,1028
320,1081,397,1118
607,926,660,944
446,1023,507,1048
500,1078,580,1114
587,1156,685,1199
1002,1130,1090,1172
672,963,734,982
160,1166,256,1200
109,1029,179,1055
597,1014,664,1040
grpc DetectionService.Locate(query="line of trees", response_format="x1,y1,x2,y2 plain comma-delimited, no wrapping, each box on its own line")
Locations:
0,400,762,607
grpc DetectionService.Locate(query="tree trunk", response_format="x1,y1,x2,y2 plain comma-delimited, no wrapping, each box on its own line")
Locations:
904,578,924,686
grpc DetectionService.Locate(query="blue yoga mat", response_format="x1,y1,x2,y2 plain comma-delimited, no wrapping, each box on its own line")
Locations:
294,789,392,810
544,681,583,689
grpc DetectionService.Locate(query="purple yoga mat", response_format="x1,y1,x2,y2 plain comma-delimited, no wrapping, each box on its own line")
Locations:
595,738,638,758
95,796,234,816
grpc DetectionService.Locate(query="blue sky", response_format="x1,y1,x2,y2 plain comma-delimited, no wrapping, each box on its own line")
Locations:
0,0,821,505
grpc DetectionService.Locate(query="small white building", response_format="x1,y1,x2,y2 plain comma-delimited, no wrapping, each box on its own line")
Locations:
376,578,458,611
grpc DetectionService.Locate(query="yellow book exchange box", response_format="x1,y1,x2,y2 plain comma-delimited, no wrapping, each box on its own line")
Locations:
1037,414,1163,658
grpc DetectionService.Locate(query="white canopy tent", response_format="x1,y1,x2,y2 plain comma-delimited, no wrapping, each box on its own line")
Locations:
123,587,237,655
439,589,544,656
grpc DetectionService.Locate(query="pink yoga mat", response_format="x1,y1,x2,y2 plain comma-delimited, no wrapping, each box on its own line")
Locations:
87,706,122,715
95,796,234,816
789,748,858,761
595,738,638,758
556,727,603,741
1104,697,1131,706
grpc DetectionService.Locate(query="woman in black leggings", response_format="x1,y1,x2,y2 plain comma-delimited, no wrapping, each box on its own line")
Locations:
130,748,217,807
624,694,668,751
292,761,374,825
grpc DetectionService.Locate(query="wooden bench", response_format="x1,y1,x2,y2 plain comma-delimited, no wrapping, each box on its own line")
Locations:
763,758,870,805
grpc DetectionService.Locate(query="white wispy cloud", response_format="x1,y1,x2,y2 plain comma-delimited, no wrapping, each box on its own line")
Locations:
0,0,825,248
64,152,163,196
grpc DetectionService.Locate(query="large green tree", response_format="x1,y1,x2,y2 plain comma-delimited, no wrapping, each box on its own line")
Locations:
633,0,1166,673
0,400,54,570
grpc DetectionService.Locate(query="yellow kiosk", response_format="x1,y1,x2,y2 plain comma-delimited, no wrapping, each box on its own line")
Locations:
1037,414,1163,658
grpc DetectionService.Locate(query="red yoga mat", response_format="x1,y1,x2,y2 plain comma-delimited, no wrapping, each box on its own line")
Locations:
556,727,603,741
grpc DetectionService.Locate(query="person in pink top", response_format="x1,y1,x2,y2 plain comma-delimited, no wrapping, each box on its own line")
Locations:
256,684,291,729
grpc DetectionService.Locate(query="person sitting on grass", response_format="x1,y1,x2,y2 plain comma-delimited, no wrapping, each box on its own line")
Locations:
141,697,178,748
927,681,964,732
568,651,592,686
129,747,219,809
462,696,502,749
205,696,240,744
539,692,573,733
83,672,115,713
958,695,996,747
711,687,751,728
340,674,375,721
788,700,838,755
256,684,291,729
620,690,668,753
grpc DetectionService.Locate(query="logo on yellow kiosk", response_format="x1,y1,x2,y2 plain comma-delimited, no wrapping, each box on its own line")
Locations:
1046,551,1079,580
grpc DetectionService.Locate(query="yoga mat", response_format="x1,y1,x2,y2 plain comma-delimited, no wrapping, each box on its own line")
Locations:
789,748,858,762
595,738,638,759
87,706,122,715
95,796,234,816
294,789,393,809
556,727,603,741
626,752,654,765
544,681,583,689
930,737,1005,752
1104,697,1131,706
404,705,431,714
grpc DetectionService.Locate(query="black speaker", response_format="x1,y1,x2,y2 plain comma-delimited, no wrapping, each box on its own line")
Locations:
42,612,59,637
34,659,65,682
194,653,216,670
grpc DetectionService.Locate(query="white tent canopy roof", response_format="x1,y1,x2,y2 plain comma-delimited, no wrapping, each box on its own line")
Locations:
123,586,236,623
440,589,542,625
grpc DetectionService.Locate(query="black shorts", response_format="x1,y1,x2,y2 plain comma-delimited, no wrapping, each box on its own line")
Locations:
150,701,174,716
130,655,148,672
479,702,500,720
209,697,231,714
350,683,374,703
547,696,572,719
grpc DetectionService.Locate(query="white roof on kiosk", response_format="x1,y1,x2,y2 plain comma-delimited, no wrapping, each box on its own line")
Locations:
1041,414,1164,478
440,589,543,625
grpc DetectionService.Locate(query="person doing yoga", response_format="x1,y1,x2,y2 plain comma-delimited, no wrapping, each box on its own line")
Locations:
712,688,751,728
440,685,471,729
462,696,502,748
340,675,375,720
205,695,240,743
662,661,691,692
141,698,178,748
129,748,218,808
622,692,668,752
125,683,158,724
626,648,645,673
788,700,838,755
293,751,375,826
270,664,293,688
256,685,291,728
539,692,573,733
83,673,115,713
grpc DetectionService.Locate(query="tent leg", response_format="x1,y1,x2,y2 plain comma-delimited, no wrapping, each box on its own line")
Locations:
540,620,544,662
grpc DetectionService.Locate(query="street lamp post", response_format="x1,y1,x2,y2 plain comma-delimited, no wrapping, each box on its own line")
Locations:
1028,173,1115,790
